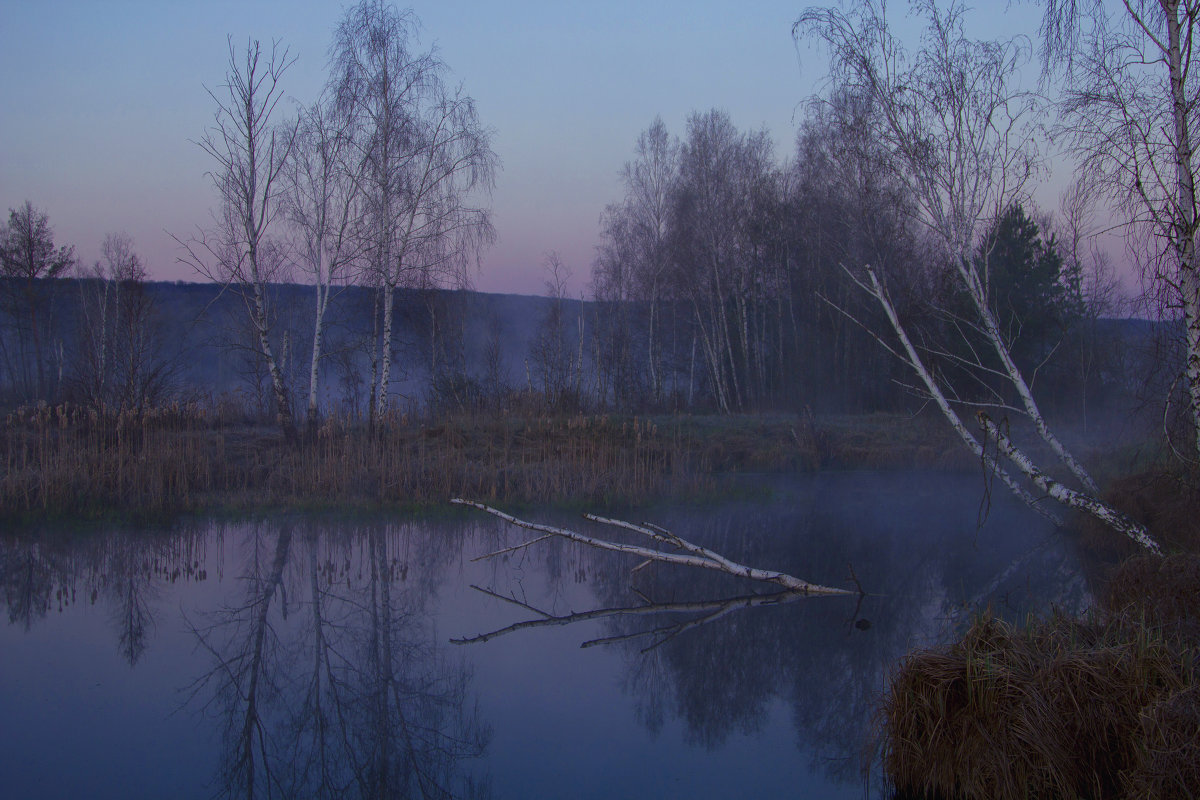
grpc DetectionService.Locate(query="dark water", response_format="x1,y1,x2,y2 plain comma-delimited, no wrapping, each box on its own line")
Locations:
0,472,1089,799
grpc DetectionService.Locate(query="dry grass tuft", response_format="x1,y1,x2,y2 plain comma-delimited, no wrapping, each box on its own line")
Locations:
883,554,1200,800
1124,684,1200,799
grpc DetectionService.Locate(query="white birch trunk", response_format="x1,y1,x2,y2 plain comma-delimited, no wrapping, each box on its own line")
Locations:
957,256,1100,494
251,281,295,437
376,281,394,419
452,499,853,595
860,266,1063,524
977,412,1162,554
1165,3,1200,463
692,297,729,411
307,280,328,425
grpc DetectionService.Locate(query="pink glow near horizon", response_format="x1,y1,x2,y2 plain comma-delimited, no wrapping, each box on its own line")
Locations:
2,1,1136,300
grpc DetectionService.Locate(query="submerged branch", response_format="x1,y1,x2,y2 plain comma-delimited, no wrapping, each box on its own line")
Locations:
451,498,853,595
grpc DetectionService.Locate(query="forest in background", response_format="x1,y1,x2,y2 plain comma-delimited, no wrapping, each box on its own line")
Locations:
0,267,1171,431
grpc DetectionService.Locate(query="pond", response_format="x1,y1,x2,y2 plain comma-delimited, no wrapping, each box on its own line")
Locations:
0,471,1089,799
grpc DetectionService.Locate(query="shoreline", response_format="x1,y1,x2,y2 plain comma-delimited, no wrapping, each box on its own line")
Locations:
2,406,982,525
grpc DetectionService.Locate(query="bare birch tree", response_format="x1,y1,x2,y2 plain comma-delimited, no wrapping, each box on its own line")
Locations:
283,94,364,430
668,110,780,411
592,117,679,405
331,0,496,423
73,233,173,412
179,38,299,439
1043,0,1200,465
799,1,1161,550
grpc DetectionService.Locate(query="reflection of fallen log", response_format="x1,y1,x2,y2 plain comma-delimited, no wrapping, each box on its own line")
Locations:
451,498,853,595
452,585,817,650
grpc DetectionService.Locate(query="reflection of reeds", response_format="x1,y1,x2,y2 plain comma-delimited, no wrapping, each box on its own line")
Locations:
883,553,1200,800
0,403,715,518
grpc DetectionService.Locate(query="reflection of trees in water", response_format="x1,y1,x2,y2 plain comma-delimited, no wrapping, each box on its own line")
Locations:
105,531,192,666
0,525,207,664
190,518,490,800
525,478,1088,787
0,541,54,630
0,516,492,799
190,522,295,797
110,556,155,665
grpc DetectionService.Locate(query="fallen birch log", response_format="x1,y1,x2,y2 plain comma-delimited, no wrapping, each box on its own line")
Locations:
451,498,854,595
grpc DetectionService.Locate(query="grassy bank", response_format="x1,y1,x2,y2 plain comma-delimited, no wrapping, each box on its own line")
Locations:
0,404,975,522
883,552,1200,800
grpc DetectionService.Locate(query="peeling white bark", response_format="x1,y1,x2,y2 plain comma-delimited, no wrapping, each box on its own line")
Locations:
1165,4,1200,463
958,258,1100,494
977,412,1162,554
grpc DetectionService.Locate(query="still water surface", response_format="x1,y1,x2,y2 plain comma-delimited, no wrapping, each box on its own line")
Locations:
0,472,1089,799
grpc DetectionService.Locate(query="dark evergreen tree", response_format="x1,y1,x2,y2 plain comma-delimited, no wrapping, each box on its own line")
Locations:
979,203,1081,370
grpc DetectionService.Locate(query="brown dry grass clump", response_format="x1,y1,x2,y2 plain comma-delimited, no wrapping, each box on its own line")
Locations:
883,554,1200,800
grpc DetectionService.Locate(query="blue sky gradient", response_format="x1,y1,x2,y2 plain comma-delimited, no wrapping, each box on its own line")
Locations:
1,1,1044,296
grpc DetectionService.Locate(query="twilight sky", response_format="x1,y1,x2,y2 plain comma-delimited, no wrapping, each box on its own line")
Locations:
0,1,1042,297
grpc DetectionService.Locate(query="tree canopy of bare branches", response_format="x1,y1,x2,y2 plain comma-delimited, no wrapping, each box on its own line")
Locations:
330,0,498,423
797,0,1160,550
178,38,299,439
72,233,176,412
1045,0,1200,465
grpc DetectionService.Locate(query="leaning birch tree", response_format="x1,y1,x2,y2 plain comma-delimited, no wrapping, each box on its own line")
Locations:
179,38,299,439
1043,0,1200,465
799,0,1161,551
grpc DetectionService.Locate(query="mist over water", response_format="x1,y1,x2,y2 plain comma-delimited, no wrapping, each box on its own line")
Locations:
0,472,1086,799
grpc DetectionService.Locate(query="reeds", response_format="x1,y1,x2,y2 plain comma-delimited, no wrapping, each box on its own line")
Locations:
0,403,978,522
0,403,714,519
883,553,1200,800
